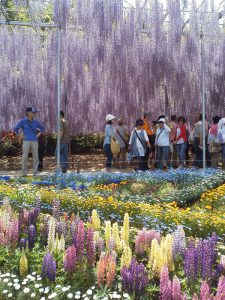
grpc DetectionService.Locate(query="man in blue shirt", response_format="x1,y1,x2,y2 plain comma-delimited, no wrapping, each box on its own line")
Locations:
14,107,45,176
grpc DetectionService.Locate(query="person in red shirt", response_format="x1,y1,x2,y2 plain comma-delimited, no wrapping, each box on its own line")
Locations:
174,116,188,167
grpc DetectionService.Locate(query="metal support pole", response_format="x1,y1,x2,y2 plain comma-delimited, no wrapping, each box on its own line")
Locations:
56,28,62,171
200,27,206,169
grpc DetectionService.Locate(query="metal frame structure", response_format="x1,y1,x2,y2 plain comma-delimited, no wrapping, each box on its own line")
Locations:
1,0,225,170
0,19,62,171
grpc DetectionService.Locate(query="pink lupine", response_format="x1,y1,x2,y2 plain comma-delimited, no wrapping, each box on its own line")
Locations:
64,245,77,274
200,282,211,300
160,266,172,300
172,276,183,300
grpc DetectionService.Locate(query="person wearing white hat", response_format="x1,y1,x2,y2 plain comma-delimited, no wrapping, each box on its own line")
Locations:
155,118,172,169
218,117,225,169
103,114,116,170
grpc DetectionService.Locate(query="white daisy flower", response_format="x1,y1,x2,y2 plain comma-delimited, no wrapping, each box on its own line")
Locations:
62,287,68,292
86,290,92,295
7,282,13,287
34,284,40,288
39,288,44,293
11,275,16,278
13,279,19,283
5,273,10,277
32,272,37,276
3,278,9,283
14,283,21,290
67,293,73,299
7,293,13,298
23,287,30,294
55,285,61,288
3,290,8,294
31,293,36,298
74,296,81,300
48,292,57,299
40,297,46,300
27,275,32,279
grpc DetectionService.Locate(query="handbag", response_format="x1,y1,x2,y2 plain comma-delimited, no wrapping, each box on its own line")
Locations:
116,129,128,150
110,136,120,155
134,130,150,157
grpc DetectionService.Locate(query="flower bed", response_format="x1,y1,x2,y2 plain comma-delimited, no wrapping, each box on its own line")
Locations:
0,198,224,300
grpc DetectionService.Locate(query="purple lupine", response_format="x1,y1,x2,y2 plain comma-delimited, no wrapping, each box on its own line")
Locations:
56,220,67,239
75,220,85,261
108,238,115,254
19,208,28,235
70,220,77,245
64,245,77,274
20,238,27,251
42,252,57,282
135,228,160,254
28,208,39,226
121,258,149,297
185,236,218,282
200,281,211,299
172,276,183,300
160,266,172,300
96,237,105,254
172,225,186,259
86,228,96,267
184,241,197,281
52,199,61,220
28,224,36,250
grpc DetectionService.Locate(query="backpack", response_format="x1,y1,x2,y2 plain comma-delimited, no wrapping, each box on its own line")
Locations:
110,136,120,155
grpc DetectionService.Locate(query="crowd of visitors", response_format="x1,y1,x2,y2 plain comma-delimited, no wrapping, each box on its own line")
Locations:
8,107,225,175
103,112,225,171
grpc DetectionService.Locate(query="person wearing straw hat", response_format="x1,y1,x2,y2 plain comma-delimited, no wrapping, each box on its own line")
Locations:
103,114,116,170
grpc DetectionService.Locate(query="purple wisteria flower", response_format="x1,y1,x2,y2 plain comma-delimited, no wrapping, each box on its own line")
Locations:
121,258,149,297
42,252,57,282
28,224,36,250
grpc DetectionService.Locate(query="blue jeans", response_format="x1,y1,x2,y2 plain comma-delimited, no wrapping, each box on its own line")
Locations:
58,144,69,170
104,144,113,168
176,142,187,166
156,146,171,169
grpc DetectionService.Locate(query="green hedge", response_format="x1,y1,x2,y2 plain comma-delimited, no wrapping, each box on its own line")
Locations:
0,133,104,157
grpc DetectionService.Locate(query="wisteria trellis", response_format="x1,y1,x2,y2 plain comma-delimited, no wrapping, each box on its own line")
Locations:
0,0,225,133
